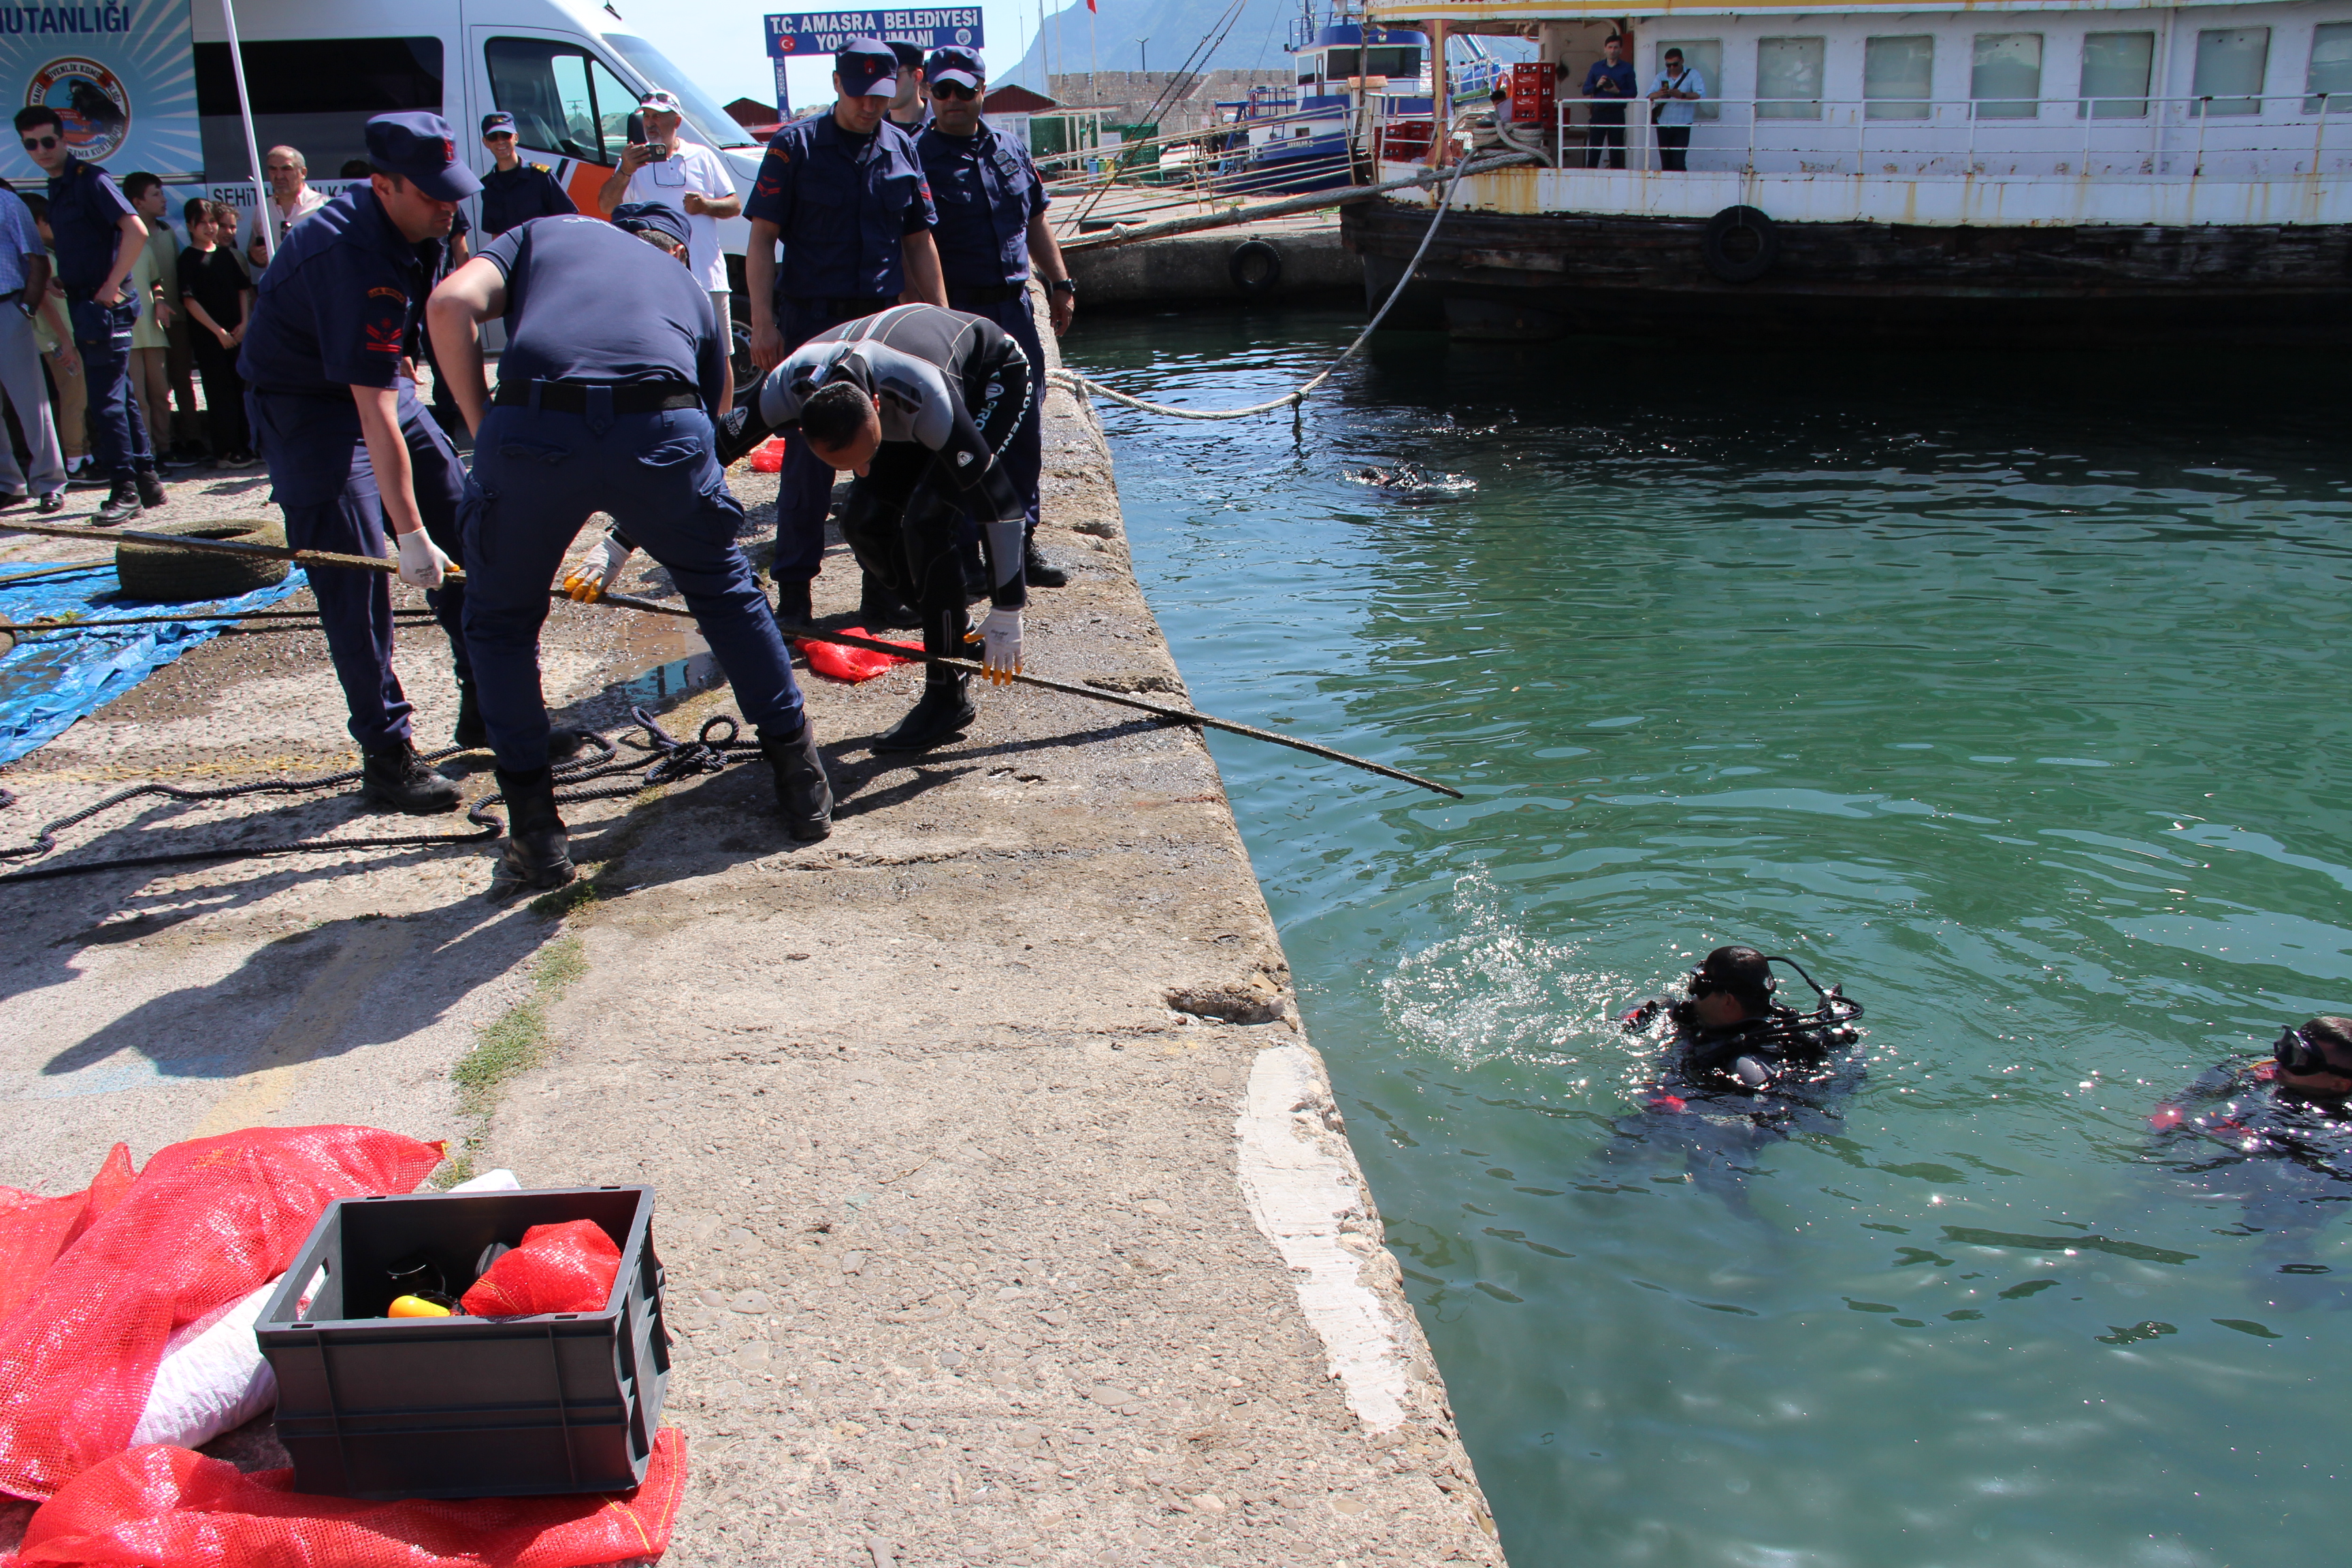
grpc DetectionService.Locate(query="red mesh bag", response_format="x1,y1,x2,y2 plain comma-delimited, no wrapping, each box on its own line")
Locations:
746,436,786,472
0,1145,135,1323
5,1428,687,1567
0,1127,444,1502
460,1221,621,1318
798,625,920,684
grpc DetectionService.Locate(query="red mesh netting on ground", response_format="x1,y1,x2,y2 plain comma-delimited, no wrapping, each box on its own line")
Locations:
0,1146,135,1324
0,1128,444,1503
3,1428,687,1568
799,626,920,684
461,1220,623,1318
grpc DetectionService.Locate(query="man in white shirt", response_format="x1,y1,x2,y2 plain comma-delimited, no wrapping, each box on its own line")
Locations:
597,91,740,323
1646,49,1706,171
246,144,327,266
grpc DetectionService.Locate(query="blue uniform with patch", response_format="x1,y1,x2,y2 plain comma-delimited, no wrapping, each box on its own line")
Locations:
459,214,806,772
45,155,152,481
477,162,576,237
917,119,1048,535
742,112,936,585
237,183,470,751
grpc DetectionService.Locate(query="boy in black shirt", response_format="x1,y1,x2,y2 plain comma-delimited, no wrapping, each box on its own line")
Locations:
176,198,254,467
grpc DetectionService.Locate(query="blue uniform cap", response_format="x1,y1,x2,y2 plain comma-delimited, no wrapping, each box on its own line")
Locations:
610,201,691,248
365,111,482,201
481,112,517,137
926,46,983,91
836,38,899,97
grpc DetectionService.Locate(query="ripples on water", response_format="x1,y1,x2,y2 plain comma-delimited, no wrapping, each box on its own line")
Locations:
1077,309,2352,1567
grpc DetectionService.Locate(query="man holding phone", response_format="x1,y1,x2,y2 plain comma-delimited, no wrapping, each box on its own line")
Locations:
1581,34,1637,169
598,89,739,324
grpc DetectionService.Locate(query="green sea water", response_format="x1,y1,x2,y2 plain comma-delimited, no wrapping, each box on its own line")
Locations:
1074,307,2352,1567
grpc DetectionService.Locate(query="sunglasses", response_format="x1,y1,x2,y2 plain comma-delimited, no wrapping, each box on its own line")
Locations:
932,80,980,100
2276,1026,2350,1077
19,135,55,150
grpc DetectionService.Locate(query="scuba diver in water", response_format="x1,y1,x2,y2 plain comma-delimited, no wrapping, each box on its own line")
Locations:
2149,1016,2352,1290
1596,946,1867,1195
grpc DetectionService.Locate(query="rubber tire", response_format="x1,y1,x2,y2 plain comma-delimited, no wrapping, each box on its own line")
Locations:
1228,239,1284,297
1701,206,1780,284
116,518,291,603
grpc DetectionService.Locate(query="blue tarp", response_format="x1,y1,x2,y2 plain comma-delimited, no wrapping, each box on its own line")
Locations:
0,560,310,765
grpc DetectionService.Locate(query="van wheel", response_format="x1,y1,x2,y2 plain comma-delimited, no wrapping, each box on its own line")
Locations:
1229,240,1284,296
1701,206,1780,284
116,519,290,603
730,313,756,406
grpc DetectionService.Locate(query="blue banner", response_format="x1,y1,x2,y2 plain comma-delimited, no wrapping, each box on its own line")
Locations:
0,2,197,180
766,10,983,60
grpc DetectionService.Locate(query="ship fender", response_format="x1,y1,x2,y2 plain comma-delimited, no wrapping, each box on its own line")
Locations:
1701,206,1781,284
1229,239,1284,296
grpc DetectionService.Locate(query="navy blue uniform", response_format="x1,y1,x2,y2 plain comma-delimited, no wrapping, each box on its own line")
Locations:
742,112,935,585
461,214,805,772
46,155,152,480
238,184,470,751
478,162,576,237
917,119,1048,535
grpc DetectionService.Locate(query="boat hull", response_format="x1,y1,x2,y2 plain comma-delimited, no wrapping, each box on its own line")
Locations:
1342,197,2352,345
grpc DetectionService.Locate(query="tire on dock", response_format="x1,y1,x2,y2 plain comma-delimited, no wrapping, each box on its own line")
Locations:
1229,238,1284,296
116,519,291,603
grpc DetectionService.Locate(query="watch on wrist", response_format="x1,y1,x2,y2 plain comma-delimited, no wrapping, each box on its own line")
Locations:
1047,278,1077,297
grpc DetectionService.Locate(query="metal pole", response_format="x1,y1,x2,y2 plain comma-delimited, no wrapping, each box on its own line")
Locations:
218,0,274,263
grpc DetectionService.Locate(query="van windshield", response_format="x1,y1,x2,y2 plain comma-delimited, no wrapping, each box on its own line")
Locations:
602,33,759,148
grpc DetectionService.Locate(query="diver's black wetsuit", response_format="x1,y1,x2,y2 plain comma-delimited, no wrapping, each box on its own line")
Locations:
1599,999,1865,1190
732,305,1032,669
2150,1060,2352,1290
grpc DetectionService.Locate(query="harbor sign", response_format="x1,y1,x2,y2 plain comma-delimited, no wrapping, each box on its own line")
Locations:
2,1,199,179
765,10,985,105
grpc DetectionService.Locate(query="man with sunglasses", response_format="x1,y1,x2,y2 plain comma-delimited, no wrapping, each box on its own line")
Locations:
237,112,483,813
476,112,575,238
915,46,1074,593
14,105,165,525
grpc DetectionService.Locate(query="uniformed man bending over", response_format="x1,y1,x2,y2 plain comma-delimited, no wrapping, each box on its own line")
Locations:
719,304,1030,753
916,46,1075,590
427,203,832,894
743,37,947,628
476,112,576,237
237,112,480,813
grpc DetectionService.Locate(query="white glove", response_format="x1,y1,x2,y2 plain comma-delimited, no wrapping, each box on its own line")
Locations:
564,534,635,602
393,527,451,589
966,606,1023,685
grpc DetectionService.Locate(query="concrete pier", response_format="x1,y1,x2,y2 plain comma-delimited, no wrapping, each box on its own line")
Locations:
0,297,1498,1563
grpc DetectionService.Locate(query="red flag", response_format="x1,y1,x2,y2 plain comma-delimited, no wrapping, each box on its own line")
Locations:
1085,0,1096,11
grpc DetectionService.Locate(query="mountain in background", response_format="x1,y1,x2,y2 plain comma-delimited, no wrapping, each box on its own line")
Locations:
996,0,1305,93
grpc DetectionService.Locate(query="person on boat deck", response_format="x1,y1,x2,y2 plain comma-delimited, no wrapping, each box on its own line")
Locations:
1647,47,1706,172
1581,35,1637,170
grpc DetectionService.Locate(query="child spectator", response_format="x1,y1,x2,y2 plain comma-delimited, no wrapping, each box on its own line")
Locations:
122,172,184,467
176,198,254,468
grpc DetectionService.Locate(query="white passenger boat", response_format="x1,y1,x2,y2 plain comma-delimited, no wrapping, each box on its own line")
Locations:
1343,0,2352,342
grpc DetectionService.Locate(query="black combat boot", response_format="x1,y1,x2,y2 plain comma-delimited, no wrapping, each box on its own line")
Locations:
489,766,574,896
873,673,975,753
359,740,461,813
1023,523,1067,588
759,723,832,842
857,571,921,630
774,577,813,630
134,468,167,509
453,679,486,749
92,477,140,526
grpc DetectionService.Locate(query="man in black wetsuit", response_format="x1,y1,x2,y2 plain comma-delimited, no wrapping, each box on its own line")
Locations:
723,303,1032,753
2153,1016,2352,1181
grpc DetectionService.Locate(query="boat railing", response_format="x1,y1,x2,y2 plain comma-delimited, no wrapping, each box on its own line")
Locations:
1473,93,2352,182
1039,108,1367,236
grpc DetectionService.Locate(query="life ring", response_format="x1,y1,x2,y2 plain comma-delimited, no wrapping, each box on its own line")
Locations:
1700,206,1780,284
1228,239,1284,295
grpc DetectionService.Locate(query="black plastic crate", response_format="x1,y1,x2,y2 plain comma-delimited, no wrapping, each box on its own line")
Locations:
255,1185,669,1500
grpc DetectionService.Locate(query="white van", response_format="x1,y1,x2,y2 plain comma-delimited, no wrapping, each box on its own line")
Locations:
175,0,764,305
